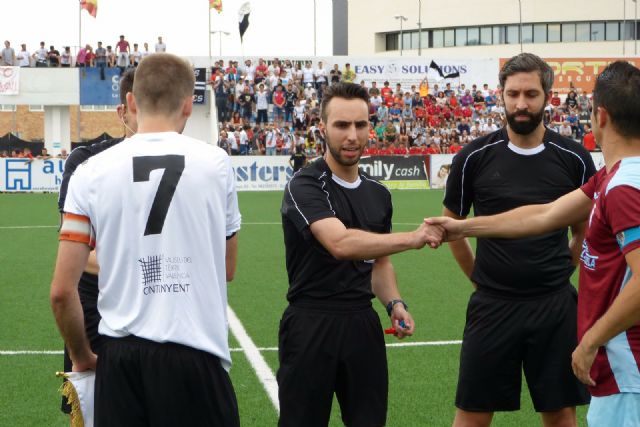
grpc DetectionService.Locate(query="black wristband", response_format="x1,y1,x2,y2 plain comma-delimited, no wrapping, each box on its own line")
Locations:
386,299,408,317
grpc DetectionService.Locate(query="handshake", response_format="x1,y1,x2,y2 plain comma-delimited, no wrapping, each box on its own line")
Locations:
411,217,465,249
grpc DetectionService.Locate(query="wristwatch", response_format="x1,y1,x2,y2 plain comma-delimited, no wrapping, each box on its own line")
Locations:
386,299,408,317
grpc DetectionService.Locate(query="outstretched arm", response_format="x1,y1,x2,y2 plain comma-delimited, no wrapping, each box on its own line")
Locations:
310,217,443,261
427,188,592,241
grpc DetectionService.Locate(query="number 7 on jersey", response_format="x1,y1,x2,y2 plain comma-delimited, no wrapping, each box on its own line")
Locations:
133,155,185,236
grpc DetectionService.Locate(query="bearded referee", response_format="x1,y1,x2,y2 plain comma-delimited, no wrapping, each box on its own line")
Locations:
278,82,444,426
51,54,241,426
57,68,135,417
443,53,594,426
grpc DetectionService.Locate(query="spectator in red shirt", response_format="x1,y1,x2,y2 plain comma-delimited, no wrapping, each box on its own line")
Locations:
550,91,561,107
425,142,440,155
582,125,596,151
449,140,463,154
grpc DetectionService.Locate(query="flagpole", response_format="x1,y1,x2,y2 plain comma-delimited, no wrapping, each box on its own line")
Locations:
79,0,82,52
208,5,212,63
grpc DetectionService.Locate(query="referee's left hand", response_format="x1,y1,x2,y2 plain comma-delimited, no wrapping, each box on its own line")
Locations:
571,339,597,387
390,305,414,339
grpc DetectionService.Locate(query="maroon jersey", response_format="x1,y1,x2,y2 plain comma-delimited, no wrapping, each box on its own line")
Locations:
579,157,640,396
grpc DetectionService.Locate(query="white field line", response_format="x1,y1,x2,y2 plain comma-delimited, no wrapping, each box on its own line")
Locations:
0,222,422,230
227,305,280,413
1,340,462,356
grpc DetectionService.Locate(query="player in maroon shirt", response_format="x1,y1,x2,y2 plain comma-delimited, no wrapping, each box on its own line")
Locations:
428,60,640,426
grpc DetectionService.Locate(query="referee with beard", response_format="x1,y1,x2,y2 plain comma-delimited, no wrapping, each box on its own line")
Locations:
443,53,594,426
278,83,443,427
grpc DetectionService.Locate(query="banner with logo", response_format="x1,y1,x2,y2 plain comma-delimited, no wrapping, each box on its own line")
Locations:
230,156,293,191
79,67,121,105
359,155,429,189
0,66,19,95
499,57,639,95
193,68,206,105
0,158,64,192
349,58,499,90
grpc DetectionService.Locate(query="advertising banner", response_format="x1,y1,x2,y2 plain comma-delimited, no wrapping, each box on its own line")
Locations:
349,58,499,90
0,158,64,192
429,154,455,189
359,155,429,190
79,67,121,105
193,68,207,105
230,156,293,191
0,66,19,95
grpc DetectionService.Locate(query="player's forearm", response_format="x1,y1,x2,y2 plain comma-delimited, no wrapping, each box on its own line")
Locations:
225,234,238,282
581,274,640,351
371,258,401,305
461,204,552,238
328,228,423,260
448,238,475,282
51,286,93,365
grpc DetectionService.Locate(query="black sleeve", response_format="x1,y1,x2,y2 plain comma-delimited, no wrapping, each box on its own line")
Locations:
443,149,474,217
282,174,335,233
57,147,91,212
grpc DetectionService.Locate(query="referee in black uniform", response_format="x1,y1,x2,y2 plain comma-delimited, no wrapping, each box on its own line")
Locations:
278,83,443,427
443,53,594,426
57,68,136,417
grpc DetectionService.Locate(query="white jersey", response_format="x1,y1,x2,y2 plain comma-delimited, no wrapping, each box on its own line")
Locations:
302,67,315,83
63,132,241,369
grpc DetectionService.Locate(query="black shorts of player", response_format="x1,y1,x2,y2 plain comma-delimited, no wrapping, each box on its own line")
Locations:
456,286,590,412
61,272,104,414
94,335,239,427
277,302,388,427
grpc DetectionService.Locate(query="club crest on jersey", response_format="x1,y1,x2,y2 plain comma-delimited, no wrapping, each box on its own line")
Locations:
580,240,598,270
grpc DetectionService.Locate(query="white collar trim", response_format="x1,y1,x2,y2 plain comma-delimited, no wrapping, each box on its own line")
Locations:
507,141,545,155
332,174,362,189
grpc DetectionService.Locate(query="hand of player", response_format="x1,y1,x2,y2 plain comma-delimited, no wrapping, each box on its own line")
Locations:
390,305,414,340
424,217,465,242
72,351,97,372
413,222,445,249
571,339,597,387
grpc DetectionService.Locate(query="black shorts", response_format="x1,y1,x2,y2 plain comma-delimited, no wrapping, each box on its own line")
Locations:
456,286,590,412
95,335,239,427
277,302,388,427
61,272,104,414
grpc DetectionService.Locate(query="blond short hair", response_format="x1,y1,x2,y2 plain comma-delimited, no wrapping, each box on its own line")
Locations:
133,53,195,116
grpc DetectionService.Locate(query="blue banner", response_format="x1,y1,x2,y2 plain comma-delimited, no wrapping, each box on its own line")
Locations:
79,67,121,106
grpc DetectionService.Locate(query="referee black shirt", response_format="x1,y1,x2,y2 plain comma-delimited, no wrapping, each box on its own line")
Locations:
444,127,596,297
281,158,392,305
58,138,124,213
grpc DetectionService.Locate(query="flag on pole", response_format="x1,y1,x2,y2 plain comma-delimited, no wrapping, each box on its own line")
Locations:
238,2,250,42
210,0,222,13
80,0,98,17
429,60,460,79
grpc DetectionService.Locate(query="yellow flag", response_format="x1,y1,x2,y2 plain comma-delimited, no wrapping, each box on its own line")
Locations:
80,0,98,17
210,0,222,13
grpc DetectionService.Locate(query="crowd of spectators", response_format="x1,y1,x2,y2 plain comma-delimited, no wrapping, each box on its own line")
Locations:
0,44,596,157
0,147,68,159
211,58,596,157
0,36,166,69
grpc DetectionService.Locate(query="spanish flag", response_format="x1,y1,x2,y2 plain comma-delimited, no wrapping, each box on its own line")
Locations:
80,0,98,17
210,0,222,13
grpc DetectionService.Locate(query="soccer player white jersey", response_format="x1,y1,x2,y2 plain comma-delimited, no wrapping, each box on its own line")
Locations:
62,132,241,369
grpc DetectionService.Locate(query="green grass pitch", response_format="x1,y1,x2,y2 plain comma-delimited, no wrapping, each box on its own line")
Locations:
0,191,587,426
